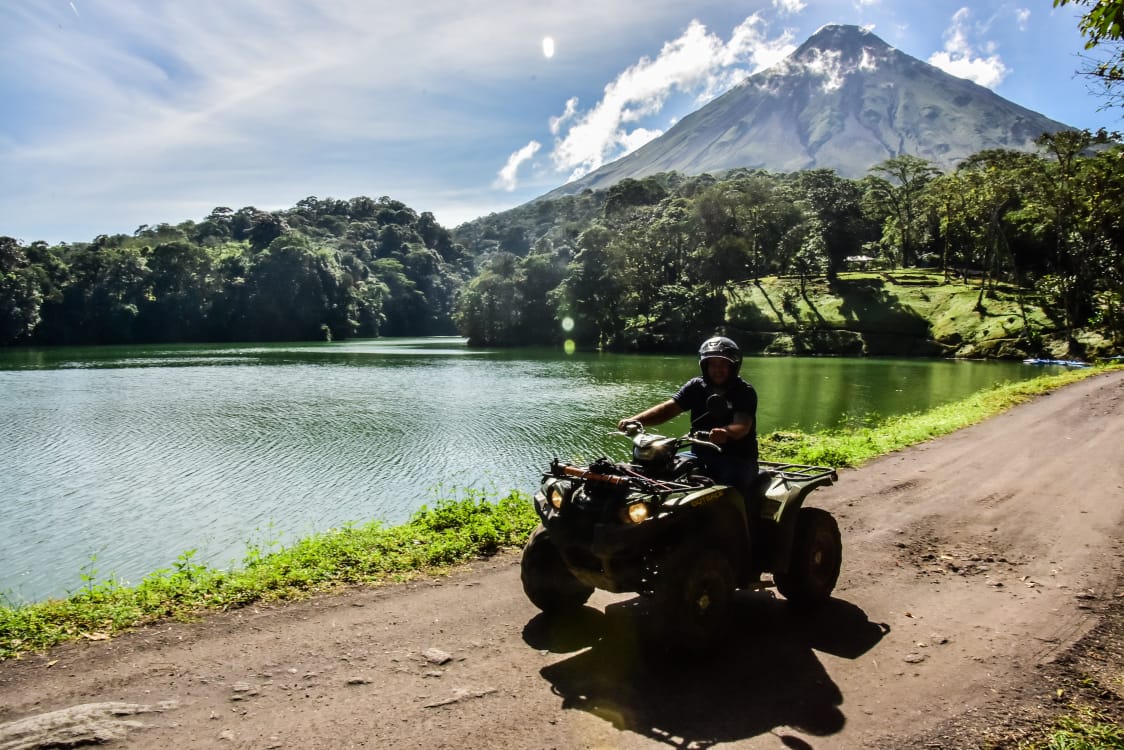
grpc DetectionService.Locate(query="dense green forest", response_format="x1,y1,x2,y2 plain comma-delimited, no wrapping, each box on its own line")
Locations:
2,130,1121,356
1,197,470,346
451,129,1123,357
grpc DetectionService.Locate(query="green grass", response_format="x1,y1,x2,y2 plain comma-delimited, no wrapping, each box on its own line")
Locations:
0,488,538,660
1021,707,1124,749
0,365,1115,662
759,366,1105,468
726,271,1108,359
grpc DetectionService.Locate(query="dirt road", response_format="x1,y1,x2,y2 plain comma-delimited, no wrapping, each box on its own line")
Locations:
2,370,1122,750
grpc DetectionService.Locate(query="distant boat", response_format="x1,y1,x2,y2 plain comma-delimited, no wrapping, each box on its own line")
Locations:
1022,358,1090,368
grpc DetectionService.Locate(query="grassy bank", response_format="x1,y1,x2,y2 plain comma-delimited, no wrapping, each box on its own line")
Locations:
0,366,1113,661
727,271,1117,360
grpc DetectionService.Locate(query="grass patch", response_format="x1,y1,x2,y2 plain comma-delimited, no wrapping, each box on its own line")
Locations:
727,272,1070,358
0,488,538,660
760,366,1108,468
1021,706,1124,749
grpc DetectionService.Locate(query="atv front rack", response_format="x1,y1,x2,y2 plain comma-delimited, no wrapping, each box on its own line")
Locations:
546,458,711,496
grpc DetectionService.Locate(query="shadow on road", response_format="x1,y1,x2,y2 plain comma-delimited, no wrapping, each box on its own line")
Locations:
523,592,889,749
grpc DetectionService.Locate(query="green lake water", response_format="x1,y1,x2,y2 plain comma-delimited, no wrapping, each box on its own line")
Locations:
0,338,1062,603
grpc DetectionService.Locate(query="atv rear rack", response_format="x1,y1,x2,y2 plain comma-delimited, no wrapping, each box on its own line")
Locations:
759,461,837,484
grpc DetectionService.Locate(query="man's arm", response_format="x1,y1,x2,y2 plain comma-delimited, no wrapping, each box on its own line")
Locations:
618,399,683,431
709,411,753,444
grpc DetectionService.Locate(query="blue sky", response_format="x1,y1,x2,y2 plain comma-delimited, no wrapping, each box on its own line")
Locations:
1,0,1117,245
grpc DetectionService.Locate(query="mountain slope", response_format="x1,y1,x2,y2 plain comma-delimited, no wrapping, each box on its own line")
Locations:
544,24,1073,197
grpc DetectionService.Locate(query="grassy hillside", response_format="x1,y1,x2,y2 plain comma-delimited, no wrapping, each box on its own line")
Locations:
725,270,1113,359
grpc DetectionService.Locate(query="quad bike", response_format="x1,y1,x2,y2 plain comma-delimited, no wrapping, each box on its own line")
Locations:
521,415,842,640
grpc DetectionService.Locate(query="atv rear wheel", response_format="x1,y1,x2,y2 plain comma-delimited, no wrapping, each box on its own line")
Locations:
655,546,735,642
774,507,842,609
520,524,593,614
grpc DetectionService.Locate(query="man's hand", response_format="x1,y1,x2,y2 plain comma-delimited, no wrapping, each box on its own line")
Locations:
709,427,730,444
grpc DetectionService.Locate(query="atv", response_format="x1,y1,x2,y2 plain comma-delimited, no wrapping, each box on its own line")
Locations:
520,420,842,640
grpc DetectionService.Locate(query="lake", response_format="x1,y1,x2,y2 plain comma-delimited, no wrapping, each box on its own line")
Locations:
0,338,1061,604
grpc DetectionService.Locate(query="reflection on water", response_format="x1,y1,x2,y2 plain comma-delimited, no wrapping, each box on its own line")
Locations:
0,338,1058,603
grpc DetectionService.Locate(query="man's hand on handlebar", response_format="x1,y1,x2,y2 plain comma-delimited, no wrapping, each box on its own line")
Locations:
617,418,643,434
707,427,731,444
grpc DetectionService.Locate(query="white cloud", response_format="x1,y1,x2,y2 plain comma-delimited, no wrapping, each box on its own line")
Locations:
772,0,806,16
550,98,580,136
495,141,541,191
1015,8,1031,31
801,49,848,91
546,15,795,181
927,7,1010,89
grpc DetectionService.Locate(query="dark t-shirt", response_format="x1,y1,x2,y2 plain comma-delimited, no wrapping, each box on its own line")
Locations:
672,376,759,464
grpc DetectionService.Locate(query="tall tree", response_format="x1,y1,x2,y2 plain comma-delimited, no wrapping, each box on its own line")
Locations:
554,225,623,348
864,155,942,268
949,150,1032,311
791,170,870,280
1022,130,1123,337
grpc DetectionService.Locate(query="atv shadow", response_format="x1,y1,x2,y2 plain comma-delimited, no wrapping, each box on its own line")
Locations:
523,591,889,748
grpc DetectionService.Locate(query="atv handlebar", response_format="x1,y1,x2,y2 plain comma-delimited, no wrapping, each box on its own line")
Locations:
684,431,721,453
608,426,722,453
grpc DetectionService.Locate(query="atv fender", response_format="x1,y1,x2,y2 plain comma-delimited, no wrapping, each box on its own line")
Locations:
768,474,836,574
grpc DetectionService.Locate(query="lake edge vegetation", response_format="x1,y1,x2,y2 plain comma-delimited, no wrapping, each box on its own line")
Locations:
0,365,1113,661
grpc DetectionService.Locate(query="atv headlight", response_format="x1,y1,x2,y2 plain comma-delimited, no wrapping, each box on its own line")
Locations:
546,480,572,510
623,502,651,524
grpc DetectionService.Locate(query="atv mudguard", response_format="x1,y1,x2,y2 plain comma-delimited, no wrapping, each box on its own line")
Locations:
765,472,837,574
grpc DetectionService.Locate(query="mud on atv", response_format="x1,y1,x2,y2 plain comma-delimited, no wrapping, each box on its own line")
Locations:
520,424,841,641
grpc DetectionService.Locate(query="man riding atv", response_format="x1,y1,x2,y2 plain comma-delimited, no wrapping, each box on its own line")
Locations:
521,334,841,642
618,336,759,508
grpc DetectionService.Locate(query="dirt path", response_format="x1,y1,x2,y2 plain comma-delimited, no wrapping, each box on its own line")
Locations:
2,370,1123,750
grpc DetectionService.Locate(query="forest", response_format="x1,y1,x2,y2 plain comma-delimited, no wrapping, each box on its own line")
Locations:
2,129,1121,356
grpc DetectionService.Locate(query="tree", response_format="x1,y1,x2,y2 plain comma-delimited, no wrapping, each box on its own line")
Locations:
946,150,1031,312
247,211,289,252
604,177,669,217
370,258,429,336
244,236,350,341
138,241,213,342
864,155,942,268
791,170,870,280
452,254,520,345
1055,0,1124,112
1021,130,1124,339
693,175,800,283
554,225,623,348
0,237,43,344
57,243,152,344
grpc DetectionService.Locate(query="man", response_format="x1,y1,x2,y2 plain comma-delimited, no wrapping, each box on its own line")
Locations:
618,336,759,492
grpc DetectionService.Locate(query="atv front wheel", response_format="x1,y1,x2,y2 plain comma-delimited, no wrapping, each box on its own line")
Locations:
774,507,841,609
520,524,593,614
655,546,735,642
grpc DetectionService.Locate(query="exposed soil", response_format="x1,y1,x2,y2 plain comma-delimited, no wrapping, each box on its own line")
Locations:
2,370,1122,750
